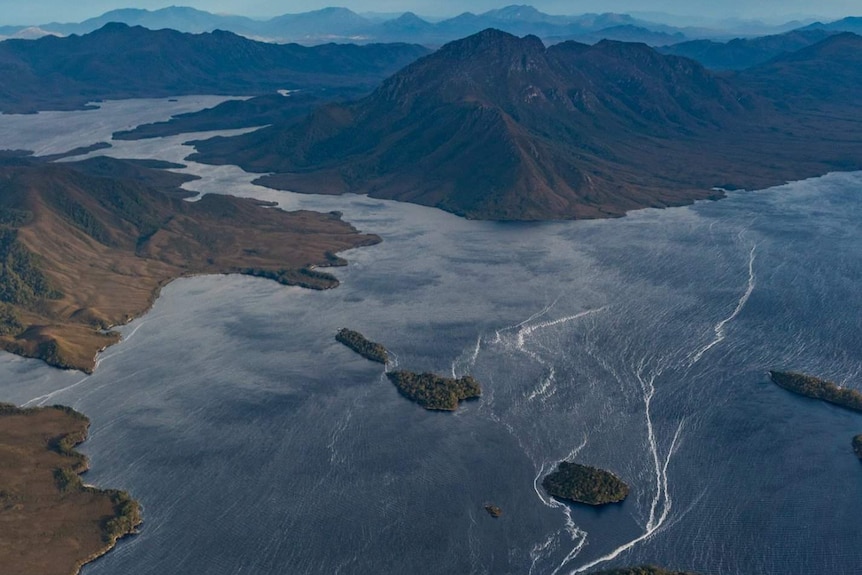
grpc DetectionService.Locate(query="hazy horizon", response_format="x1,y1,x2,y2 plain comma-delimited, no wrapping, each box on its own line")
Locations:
1,1,858,27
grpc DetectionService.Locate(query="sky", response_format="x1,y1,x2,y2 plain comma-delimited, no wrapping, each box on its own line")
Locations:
0,0,858,26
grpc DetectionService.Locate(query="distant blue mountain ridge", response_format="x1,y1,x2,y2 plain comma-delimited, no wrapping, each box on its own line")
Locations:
2,4,856,46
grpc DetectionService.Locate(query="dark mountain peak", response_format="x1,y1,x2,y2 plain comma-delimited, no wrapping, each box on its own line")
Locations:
592,38,652,53
437,28,546,59
91,21,133,33
580,39,683,74
485,5,547,21
308,7,359,17
382,11,433,31
190,21,862,222
392,12,424,23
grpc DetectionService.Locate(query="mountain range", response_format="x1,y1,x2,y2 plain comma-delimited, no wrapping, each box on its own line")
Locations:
190,29,862,221
0,24,429,113
659,28,839,69
2,5,850,46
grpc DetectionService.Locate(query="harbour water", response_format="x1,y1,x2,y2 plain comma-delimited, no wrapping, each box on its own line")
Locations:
0,99,860,574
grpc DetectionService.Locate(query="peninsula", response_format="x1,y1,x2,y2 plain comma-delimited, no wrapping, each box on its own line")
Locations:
0,156,380,372
335,328,389,364
768,371,862,413
542,461,629,506
0,403,141,575
385,371,481,411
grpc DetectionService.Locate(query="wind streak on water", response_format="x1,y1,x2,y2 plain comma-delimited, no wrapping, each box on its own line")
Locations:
22,375,91,407
689,243,757,365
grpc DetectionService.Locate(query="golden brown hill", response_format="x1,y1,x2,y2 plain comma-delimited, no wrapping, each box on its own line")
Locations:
0,403,141,575
0,157,380,372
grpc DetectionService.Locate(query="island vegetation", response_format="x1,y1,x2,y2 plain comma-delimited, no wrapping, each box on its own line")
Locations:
0,157,380,372
542,461,630,506
0,403,141,575
483,503,503,518
335,328,389,364
385,371,481,411
589,567,699,575
853,435,862,461
768,371,862,412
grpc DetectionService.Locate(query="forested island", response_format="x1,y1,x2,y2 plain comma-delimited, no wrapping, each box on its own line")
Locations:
385,371,481,411
335,328,389,363
768,371,862,412
542,461,630,506
0,403,141,575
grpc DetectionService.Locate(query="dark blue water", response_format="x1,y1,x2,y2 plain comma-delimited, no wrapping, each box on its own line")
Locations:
0,100,860,575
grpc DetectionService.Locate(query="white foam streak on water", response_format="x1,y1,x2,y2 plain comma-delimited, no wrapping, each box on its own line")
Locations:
689,243,757,365
516,308,606,350
528,438,591,575
508,307,607,401
384,350,399,372
22,374,90,407
451,334,483,379
493,298,559,344
569,420,685,574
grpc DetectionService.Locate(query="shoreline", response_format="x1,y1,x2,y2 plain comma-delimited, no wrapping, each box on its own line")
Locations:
0,404,142,575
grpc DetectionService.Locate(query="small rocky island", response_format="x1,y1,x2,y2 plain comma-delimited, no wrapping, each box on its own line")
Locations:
483,504,503,518
768,371,862,412
853,435,862,461
542,461,629,506
385,371,481,411
335,328,388,364
0,403,141,575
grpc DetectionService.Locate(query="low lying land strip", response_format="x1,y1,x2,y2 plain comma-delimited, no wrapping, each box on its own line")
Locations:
768,371,862,412
335,328,388,363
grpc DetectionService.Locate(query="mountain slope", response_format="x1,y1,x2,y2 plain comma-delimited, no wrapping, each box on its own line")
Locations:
802,16,862,35
736,32,862,107
659,28,836,70
0,156,379,371
192,29,862,221
0,23,430,113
